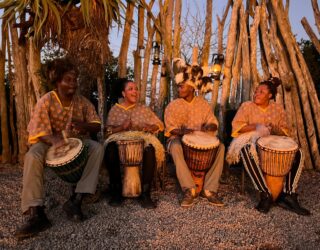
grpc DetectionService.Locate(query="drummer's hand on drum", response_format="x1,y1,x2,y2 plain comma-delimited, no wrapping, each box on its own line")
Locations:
256,124,271,137
179,126,194,136
201,123,217,132
121,119,132,131
141,124,158,133
71,119,88,135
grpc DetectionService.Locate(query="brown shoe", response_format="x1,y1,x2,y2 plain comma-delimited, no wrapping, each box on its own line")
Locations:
181,188,198,208
14,206,52,239
200,190,224,207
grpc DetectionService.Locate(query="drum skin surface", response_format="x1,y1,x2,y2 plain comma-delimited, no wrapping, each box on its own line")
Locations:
46,138,88,183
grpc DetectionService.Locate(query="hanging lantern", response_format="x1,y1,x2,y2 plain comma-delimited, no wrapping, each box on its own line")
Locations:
210,53,224,80
152,41,161,65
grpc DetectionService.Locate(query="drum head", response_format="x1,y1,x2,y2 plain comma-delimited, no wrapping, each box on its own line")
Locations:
182,131,219,150
257,135,298,152
46,138,83,166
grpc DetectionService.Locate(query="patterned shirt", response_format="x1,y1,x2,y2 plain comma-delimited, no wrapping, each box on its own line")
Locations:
106,103,164,132
164,96,218,138
28,90,101,144
231,101,289,138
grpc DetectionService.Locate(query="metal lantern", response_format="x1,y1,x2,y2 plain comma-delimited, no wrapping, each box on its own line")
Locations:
210,53,224,80
152,41,161,65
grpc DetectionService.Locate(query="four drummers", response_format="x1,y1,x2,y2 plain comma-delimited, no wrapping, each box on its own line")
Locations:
15,58,311,240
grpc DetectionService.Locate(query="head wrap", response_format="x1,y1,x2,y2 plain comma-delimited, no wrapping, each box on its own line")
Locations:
172,57,214,94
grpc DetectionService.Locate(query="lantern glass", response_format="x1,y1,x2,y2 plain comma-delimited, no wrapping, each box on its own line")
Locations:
210,53,224,80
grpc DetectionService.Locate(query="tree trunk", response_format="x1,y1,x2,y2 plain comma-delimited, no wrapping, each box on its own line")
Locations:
134,4,145,91
211,0,232,111
0,22,10,163
230,17,243,108
118,1,135,78
269,16,313,169
271,0,320,169
240,5,251,102
7,30,17,163
301,17,320,54
172,0,182,99
201,0,212,67
28,38,46,101
249,6,261,93
156,0,173,118
141,30,155,105
311,0,320,34
219,0,242,136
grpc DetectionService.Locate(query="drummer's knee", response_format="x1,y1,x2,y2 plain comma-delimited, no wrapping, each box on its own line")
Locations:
169,139,183,154
86,139,104,154
219,143,225,154
25,142,47,163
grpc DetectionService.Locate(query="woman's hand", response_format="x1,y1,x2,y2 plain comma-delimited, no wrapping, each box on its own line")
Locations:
141,124,159,133
256,124,271,137
121,119,132,131
201,123,217,132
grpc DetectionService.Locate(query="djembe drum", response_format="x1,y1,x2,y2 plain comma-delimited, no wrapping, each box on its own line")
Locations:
257,135,299,201
116,139,144,197
182,131,220,194
46,138,88,183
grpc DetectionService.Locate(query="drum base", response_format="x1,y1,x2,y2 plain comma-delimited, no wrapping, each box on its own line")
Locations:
265,175,284,201
122,166,141,198
191,171,206,194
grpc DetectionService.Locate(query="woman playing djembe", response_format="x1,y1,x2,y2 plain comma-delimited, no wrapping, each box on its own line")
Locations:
104,79,164,209
227,77,310,215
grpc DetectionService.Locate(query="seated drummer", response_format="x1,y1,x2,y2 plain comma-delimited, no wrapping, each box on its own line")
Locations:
230,77,310,215
105,79,164,209
164,64,225,208
15,58,104,239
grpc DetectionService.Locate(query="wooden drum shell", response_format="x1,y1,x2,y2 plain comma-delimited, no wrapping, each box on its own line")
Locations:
116,139,144,198
257,144,298,177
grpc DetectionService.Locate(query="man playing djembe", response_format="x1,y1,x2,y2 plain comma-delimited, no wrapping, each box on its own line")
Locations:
15,58,104,239
164,61,225,208
227,77,310,215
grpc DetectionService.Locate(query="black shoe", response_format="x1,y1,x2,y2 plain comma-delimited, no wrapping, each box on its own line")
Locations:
256,192,272,214
139,192,157,209
14,206,52,239
109,194,124,207
108,183,124,207
276,192,311,216
63,193,84,222
139,184,157,209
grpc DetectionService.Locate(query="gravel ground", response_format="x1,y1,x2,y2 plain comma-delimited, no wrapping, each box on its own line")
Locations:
0,163,319,250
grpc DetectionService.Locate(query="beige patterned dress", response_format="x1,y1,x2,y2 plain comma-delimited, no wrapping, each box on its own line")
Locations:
106,103,164,132
27,90,101,144
231,101,289,138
